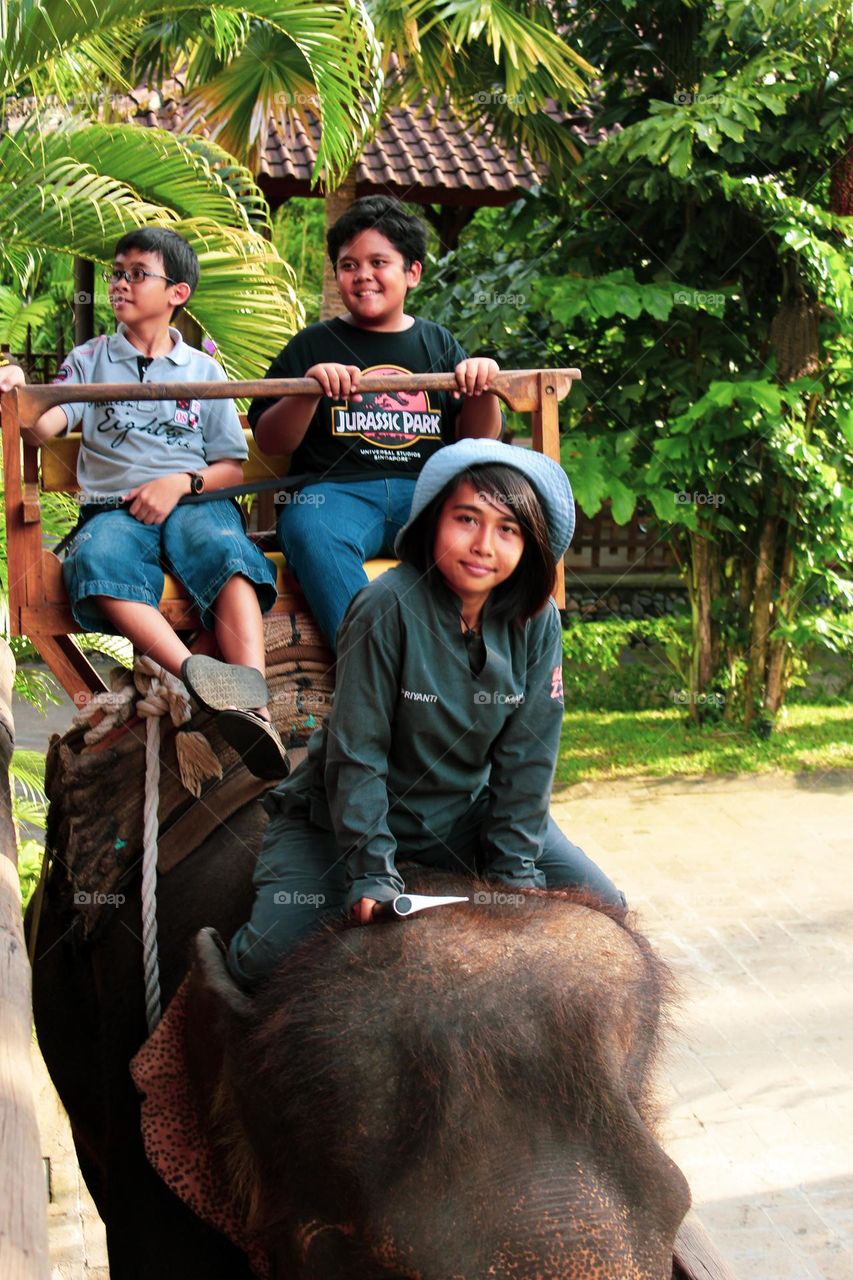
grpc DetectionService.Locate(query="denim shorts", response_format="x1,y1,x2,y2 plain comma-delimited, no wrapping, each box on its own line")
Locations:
62,500,278,632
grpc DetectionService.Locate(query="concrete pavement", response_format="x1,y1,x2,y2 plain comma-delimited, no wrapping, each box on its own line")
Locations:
551,771,853,1280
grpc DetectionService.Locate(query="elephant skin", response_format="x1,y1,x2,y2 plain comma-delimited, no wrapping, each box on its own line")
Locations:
30,757,693,1280
187,865,692,1280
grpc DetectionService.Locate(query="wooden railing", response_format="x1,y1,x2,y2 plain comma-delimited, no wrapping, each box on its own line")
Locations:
2,369,580,701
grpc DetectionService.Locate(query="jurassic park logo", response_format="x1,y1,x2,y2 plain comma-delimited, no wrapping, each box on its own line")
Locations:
331,364,442,448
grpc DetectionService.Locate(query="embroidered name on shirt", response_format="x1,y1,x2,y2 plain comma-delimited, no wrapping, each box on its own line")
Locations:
402,689,438,703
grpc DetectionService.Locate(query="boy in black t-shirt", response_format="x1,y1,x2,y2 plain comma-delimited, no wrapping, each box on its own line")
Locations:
249,196,502,649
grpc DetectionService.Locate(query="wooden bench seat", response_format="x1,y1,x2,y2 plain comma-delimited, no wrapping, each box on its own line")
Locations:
2,370,579,700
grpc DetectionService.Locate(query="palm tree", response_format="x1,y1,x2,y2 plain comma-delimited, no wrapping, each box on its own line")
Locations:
123,1,596,313
0,0,382,375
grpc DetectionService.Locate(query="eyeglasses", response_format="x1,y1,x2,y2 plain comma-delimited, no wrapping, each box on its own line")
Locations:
102,267,177,286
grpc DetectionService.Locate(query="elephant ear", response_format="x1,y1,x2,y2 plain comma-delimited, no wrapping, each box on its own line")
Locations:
184,927,253,1109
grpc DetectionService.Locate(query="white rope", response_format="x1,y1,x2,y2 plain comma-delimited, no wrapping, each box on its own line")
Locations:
141,710,162,1031
75,655,197,1033
133,656,194,1033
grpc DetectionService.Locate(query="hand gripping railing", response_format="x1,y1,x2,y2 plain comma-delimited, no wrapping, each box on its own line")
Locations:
1,369,580,700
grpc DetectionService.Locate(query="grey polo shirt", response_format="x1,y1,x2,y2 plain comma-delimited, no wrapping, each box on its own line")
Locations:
53,325,247,499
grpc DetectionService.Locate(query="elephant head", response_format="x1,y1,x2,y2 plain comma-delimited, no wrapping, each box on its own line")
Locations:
187,868,691,1280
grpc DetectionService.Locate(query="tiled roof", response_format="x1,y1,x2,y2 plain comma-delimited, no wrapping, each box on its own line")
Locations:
124,89,606,208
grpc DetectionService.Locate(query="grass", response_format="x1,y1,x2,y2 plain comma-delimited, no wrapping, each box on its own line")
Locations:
555,703,853,789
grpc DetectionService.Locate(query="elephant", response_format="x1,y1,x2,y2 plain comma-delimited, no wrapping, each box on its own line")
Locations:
28,722,725,1280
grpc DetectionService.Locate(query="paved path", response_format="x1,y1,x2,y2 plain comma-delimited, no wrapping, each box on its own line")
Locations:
551,772,853,1280
19,666,851,1279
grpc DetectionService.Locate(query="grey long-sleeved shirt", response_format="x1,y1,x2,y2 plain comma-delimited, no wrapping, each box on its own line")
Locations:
265,564,565,907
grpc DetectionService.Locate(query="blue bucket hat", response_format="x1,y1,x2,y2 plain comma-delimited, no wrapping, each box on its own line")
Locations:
394,438,575,560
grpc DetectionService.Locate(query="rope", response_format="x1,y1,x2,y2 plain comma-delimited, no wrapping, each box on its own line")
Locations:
74,655,223,1034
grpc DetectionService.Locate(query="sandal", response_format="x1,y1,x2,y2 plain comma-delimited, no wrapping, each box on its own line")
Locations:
181,655,269,714
216,709,290,780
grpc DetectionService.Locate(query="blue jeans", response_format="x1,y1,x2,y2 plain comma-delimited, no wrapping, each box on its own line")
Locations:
227,793,625,987
63,501,278,632
277,478,417,650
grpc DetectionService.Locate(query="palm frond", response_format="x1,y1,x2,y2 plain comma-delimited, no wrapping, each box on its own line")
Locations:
10,749,47,810
180,26,316,170
61,122,268,233
173,224,304,377
76,633,134,666
0,285,56,347
3,0,382,186
373,0,594,105
0,122,301,375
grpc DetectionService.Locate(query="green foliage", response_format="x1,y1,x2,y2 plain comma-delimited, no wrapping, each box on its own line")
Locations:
0,284,56,347
420,0,853,730
10,749,47,911
561,616,692,711
0,0,390,374
271,198,326,324
18,839,44,912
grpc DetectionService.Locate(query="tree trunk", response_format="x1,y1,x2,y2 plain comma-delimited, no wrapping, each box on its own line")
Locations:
764,539,796,717
73,258,95,345
742,515,778,729
320,169,359,320
0,639,50,1279
688,527,714,724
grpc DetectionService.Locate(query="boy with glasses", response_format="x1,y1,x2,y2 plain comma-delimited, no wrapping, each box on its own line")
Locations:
17,226,287,777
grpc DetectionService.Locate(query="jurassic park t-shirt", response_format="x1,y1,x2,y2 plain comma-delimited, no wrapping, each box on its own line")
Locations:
247,316,467,482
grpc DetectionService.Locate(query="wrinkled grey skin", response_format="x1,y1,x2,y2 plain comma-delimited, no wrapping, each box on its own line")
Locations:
191,865,692,1280
30,789,690,1280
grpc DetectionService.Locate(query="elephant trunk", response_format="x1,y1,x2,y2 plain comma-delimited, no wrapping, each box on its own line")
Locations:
362,1130,691,1280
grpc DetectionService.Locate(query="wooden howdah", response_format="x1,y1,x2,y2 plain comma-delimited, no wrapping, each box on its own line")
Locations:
1,370,580,702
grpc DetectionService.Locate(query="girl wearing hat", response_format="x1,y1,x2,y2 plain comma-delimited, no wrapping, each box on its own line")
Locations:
227,439,623,987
